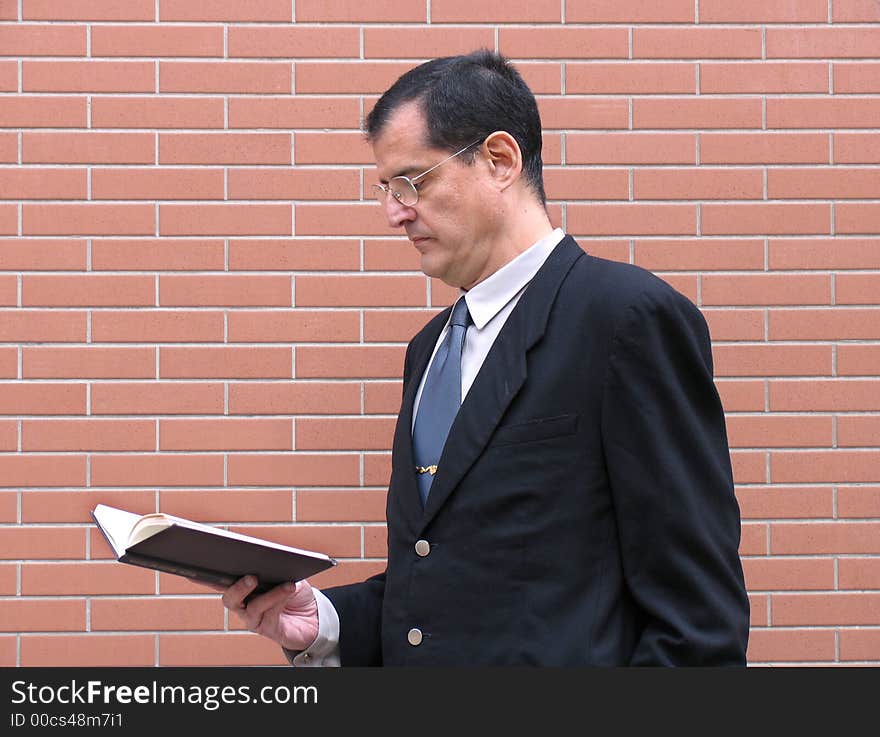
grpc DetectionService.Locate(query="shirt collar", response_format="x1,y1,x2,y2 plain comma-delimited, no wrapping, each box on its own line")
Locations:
460,228,565,330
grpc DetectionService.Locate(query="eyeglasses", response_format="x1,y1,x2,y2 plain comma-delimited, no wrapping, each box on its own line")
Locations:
372,139,483,207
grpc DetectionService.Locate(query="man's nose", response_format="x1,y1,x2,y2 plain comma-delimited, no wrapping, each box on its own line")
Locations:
383,194,416,229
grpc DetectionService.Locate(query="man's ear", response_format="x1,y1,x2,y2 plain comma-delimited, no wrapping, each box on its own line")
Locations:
482,131,522,191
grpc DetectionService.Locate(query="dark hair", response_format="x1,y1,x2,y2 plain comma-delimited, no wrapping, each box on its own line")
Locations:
365,49,546,205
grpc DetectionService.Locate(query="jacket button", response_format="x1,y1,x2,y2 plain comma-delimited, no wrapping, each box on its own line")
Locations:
414,539,430,557
407,628,423,646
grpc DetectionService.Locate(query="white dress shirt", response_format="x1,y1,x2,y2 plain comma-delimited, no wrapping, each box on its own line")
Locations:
288,228,566,667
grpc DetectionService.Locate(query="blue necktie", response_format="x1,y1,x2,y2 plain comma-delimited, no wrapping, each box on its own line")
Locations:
412,297,472,505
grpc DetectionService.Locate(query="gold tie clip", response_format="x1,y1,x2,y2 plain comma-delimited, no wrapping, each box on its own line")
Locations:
415,465,438,475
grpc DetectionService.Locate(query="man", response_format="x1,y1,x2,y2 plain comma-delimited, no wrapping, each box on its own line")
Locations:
215,50,750,665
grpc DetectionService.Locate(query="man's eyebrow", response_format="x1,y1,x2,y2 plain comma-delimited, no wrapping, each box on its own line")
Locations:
379,165,422,184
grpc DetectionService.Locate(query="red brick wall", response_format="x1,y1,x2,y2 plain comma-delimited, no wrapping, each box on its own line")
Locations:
1,1,878,666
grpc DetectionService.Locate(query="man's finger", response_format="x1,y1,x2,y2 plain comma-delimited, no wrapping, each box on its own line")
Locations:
221,575,258,611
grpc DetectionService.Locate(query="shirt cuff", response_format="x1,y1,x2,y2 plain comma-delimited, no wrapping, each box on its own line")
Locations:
283,587,341,667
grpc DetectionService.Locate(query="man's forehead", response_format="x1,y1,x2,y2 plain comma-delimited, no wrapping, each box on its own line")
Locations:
370,102,436,177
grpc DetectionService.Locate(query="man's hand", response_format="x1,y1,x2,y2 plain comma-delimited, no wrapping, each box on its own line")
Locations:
199,576,320,652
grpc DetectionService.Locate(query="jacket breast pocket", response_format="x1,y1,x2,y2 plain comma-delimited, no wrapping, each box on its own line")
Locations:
489,413,579,447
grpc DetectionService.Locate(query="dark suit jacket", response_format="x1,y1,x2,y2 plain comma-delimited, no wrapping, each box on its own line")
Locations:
324,235,749,666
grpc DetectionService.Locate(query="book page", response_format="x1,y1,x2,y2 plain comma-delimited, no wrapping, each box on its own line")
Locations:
91,504,142,557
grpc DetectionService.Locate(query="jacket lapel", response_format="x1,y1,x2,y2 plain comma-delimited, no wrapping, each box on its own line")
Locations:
418,236,584,531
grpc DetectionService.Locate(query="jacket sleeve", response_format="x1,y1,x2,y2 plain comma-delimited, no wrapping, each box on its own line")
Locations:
322,572,386,666
600,283,750,665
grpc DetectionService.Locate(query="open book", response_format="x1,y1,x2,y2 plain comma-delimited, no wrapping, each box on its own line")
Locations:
91,504,337,600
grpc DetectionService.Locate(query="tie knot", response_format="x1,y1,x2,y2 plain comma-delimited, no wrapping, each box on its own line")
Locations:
450,297,471,329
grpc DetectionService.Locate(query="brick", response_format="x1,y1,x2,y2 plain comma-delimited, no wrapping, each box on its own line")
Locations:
0,310,86,342
0,422,16,450
229,239,359,271
296,0,426,22
767,98,880,129
295,204,393,236
296,275,425,307
23,61,154,93
297,346,405,379
634,98,762,129
22,562,155,596
837,203,880,235
567,204,696,236
95,597,223,631
702,309,765,340
92,239,224,271
364,381,403,413
566,63,695,95
834,63,880,93
725,414,832,447
771,451,880,483
701,133,829,165
0,563,15,592
717,381,766,412
0,168,85,200
833,0,880,22
839,487,880,518
769,168,880,199
730,451,767,484
0,205,14,234
839,416,880,446
159,633,287,666
160,347,291,379
770,379,880,410
227,454,360,486
568,133,696,165
159,133,290,165
767,28,880,59
736,487,834,519
91,454,225,487
714,344,832,375
743,558,835,591
0,346,14,375
310,560,387,589
229,26,358,59
747,629,836,663
296,62,414,94
22,490,154,523
22,204,154,236
770,309,880,340
499,27,628,59
227,169,359,201
92,168,224,200
91,311,224,343
227,310,360,343
634,239,763,271
160,204,292,236
0,24,86,55
297,418,396,451
770,238,880,269
840,630,880,662
22,347,155,379
160,419,291,451
23,132,154,164
543,168,629,200
161,61,290,94
91,383,224,415
537,97,629,130
159,274,291,306
772,593,880,626
91,97,224,129
839,345,880,376
581,241,630,264
0,526,85,557
567,0,693,22
23,0,154,21
432,0,558,21
749,594,769,626
22,634,155,666
229,97,361,130
364,310,440,342
158,489,293,522
702,204,831,236
0,62,15,91
364,238,422,271
0,97,86,128
840,559,880,590
772,521,880,554
297,489,387,522
22,418,154,451
364,453,391,486
364,525,387,558
161,0,291,21
364,26,495,59
635,168,762,200
701,62,829,94
700,0,828,23
740,523,769,555
92,24,224,57
635,28,762,59
21,274,154,307
234,523,360,557
0,133,15,163
228,382,361,415
837,275,880,305
0,599,85,632
703,274,831,306
294,132,373,164
0,383,85,415
517,62,563,95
